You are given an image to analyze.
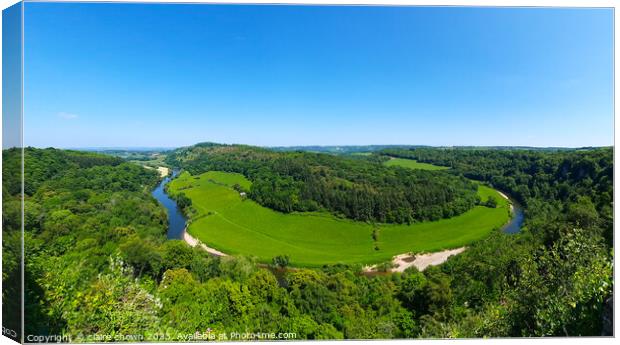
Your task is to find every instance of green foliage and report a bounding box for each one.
[168,171,510,266]
[485,196,498,208]
[567,196,599,229]
[119,236,163,278]
[381,147,613,337]
[160,240,195,271]
[218,255,259,282]
[3,146,612,339]
[63,256,162,339]
[157,268,230,336]
[505,228,612,336]
[174,192,192,210]
[3,148,165,338]
[272,255,290,269]
[166,144,479,224]
[382,147,611,217]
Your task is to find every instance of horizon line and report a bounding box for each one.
[8,143,612,151]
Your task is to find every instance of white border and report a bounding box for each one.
[0,1,617,344]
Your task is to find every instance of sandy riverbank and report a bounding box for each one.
[364,247,466,273]
[144,165,170,177]
[393,247,466,272]
[157,166,170,177]
[496,191,509,200]
[183,228,228,257]
[496,190,515,212]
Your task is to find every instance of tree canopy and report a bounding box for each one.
[2,146,613,340]
[166,144,480,224]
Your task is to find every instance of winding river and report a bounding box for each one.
[151,170,186,239]
[503,198,524,234]
[152,169,524,241]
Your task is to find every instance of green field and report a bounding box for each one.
[384,157,450,170]
[168,168,511,267]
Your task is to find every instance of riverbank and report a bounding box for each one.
[364,247,466,273]
[151,168,187,239]
[496,190,514,212]
[361,188,521,273]
[144,165,170,177]
[157,166,170,177]
[158,169,520,267]
[183,227,228,257]
[495,189,524,234]
[184,223,467,272]
[167,171,509,267]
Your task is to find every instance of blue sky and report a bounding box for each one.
[23,3,613,148]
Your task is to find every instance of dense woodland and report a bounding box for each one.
[2,145,614,340]
[381,147,614,245]
[165,143,479,224]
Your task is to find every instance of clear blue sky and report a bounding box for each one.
[23,3,613,148]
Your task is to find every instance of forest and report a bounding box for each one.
[1,145,614,340]
[165,144,480,224]
[380,147,614,245]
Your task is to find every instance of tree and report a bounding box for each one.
[120,237,162,278]
[63,256,162,339]
[566,196,599,228]
[485,196,498,208]
[219,255,257,282]
[175,192,192,210]
[272,255,290,269]
[158,268,229,336]
[160,240,195,271]
[166,144,480,224]
[7,146,613,340]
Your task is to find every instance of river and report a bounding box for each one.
[151,169,187,239]
[152,170,524,240]
[502,197,524,234]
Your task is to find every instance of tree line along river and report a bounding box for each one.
[151,168,524,250]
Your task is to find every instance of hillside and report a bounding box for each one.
[166,143,481,224]
[2,146,613,338]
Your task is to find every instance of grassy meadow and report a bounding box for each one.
[168,167,511,267]
[384,157,450,170]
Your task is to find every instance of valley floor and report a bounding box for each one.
[167,170,511,267]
